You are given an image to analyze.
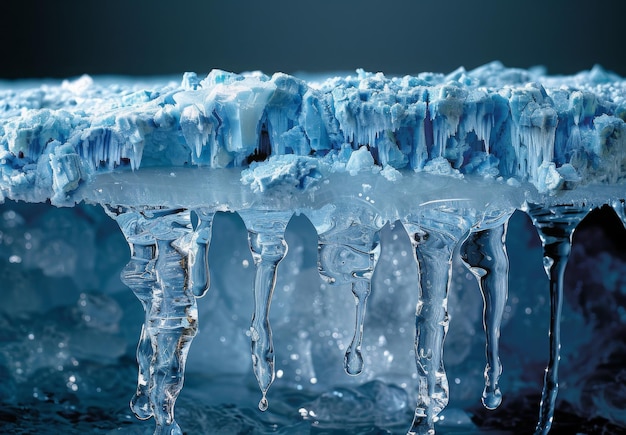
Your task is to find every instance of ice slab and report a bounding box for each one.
[1,63,625,435]
[0,62,625,207]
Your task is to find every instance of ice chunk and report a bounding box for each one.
[2,64,626,205]
[241,155,322,193]
[345,145,377,175]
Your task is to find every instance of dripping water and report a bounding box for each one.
[3,199,626,434]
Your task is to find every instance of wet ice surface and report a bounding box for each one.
[1,201,626,434]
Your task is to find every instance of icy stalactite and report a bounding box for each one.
[525,203,591,435]
[460,210,513,410]
[344,279,372,375]
[239,210,291,411]
[308,204,384,375]
[105,206,212,435]
[403,205,477,435]
[111,208,157,421]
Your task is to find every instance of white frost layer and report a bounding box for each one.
[0,62,625,205]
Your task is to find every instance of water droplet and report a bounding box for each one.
[344,349,364,375]
[482,388,502,410]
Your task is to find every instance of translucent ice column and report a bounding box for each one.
[308,203,384,375]
[105,205,212,435]
[403,204,477,435]
[525,203,591,435]
[238,210,290,411]
[461,209,513,410]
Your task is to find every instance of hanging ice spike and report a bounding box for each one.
[525,203,591,435]
[105,205,213,435]
[403,205,478,435]
[460,209,514,410]
[308,204,384,376]
[239,210,291,411]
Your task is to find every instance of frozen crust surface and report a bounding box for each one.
[1,62,625,206]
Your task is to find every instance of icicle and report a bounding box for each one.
[179,104,212,160]
[308,204,384,376]
[112,208,157,421]
[238,210,291,411]
[403,205,477,435]
[525,203,591,435]
[460,209,513,410]
[612,199,626,228]
[104,205,209,435]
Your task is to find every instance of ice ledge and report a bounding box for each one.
[79,165,624,214]
[1,62,625,206]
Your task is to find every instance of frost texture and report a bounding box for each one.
[1,62,626,205]
[1,63,626,434]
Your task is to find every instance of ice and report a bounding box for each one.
[1,64,626,434]
[525,203,592,434]
[613,199,626,228]
[460,210,513,410]
[238,210,290,411]
[308,202,384,376]
[105,206,208,434]
[403,206,477,434]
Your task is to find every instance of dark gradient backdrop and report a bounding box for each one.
[2,0,626,79]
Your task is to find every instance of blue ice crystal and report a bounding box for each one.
[0,63,625,434]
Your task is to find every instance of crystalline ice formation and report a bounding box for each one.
[1,62,625,434]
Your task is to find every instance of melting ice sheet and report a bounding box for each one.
[1,63,626,434]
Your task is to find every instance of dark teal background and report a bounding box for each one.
[2,0,626,78]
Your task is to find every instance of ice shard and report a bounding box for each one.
[1,62,626,434]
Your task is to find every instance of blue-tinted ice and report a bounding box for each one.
[1,63,626,434]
